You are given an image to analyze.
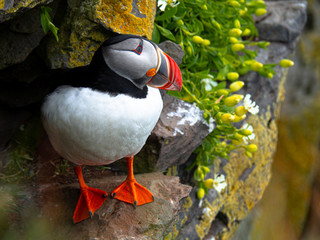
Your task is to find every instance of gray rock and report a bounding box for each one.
[256,1,307,42]
[158,40,185,66]
[0,0,53,23]
[0,6,46,69]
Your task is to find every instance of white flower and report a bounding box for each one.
[201,78,218,91]
[157,0,180,11]
[212,173,227,193]
[243,94,259,115]
[241,123,256,144]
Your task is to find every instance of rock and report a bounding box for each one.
[0,6,46,69]
[45,0,157,69]
[167,1,308,239]
[36,138,192,240]
[159,40,185,65]
[255,1,307,42]
[243,0,320,238]
[0,0,52,22]
[40,173,191,240]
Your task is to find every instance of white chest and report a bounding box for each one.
[41,86,163,166]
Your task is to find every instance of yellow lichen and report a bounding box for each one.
[166,165,178,176]
[95,0,156,39]
[182,196,193,212]
[196,198,225,239]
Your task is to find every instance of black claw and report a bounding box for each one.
[111,192,116,198]
[103,193,107,198]
[133,201,137,208]
[89,211,93,219]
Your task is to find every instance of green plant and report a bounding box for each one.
[40,6,59,42]
[154,0,292,198]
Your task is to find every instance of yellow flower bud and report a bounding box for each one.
[201,166,211,174]
[241,129,252,136]
[247,144,258,153]
[258,41,270,48]
[230,81,244,92]
[239,8,247,16]
[230,1,241,7]
[224,94,243,107]
[234,19,241,29]
[245,151,253,158]
[186,46,193,55]
[226,72,239,81]
[197,188,205,199]
[229,37,238,44]
[235,106,248,116]
[202,39,211,46]
[229,28,242,37]
[250,61,263,71]
[242,28,251,36]
[176,19,184,26]
[204,179,214,189]
[201,5,208,10]
[216,89,229,97]
[221,113,234,124]
[255,8,267,16]
[267,73,273,79]
[234,132,243,140]
[192,35,204,44]
[232,114,246,122]
[232,139,242,145]
[279,59,294,68]
[231,43,245,52]
[194,168,204,181]
[243,60,255,66]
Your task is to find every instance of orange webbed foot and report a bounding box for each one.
[111,156,154,207]
[111,178,153,207]
[72,166,108,223]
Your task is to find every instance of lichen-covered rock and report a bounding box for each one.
[0,0,52,22]
[166,1,308,239]
[45,0,157,69]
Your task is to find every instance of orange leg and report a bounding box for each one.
[72,166,107,223]
[111,156,154,207]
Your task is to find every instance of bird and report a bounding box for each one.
[41,34,182,223]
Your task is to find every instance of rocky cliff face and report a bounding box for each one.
[0,0,307,240]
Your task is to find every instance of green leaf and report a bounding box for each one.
[152,24,160,44]
[40,6,59,42]
[155,24,176,41]
[156,6,177,21]
[48,22,59,42]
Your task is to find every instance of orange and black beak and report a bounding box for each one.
[147,48,182,91]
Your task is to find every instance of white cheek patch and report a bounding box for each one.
[102,40,158,82]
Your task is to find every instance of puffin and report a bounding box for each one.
[41,34,182,223]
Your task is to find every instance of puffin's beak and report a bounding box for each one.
[147,49,182,91]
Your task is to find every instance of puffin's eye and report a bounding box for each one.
[133,40,143,55]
